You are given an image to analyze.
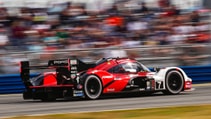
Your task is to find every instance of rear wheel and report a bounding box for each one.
[163,70,184,95]
[84,75,102,100]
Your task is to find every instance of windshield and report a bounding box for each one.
[137,62,151,72]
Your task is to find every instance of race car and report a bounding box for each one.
[20,57,192,101]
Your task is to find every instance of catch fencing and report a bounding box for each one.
[0,44,210,74]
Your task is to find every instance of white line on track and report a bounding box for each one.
[1,103,211,119]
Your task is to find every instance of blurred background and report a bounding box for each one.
[0,0,210,74]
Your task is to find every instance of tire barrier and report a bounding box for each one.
[0,65,211,94]
[0,74,38,94]
[180,65,211,84]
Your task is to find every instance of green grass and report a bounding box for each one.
[5,104,211,119]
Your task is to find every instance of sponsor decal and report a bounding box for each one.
[114,77,121,80]
[73,90,84,97]
[107,88,115,92]
[102,76,113,79]
[71,71,77,74]
[70,60,77,65]
[139,88,145,91]
[71,66,77,70]
[156,81,163,89]
[129,74,138,78]
[53,60,68,64]
[146,81,151,90]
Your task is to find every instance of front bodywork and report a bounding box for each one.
[152,67,192,91]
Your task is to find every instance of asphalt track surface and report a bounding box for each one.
[0,84,211,118]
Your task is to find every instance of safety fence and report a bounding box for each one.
[1,44,211,74]
[0,65,211,94]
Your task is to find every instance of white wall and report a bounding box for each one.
[0,0,204,10]
[0,0,25,7]
[171,0,203,10]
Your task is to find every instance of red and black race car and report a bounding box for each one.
[20,57,192,101]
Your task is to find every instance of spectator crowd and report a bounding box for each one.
[0,0,210,52]
[0,0,210,74]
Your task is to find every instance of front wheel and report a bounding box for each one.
[84,75,102,100]
[163,70,184,95]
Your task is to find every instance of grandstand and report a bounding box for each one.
[0,0,210,74]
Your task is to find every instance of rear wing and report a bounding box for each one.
[20,58,95,84]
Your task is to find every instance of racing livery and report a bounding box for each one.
[20,57,192,101]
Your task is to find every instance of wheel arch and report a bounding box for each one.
[81,73,103,85]
[165,68,185,90]
[165,69,185,81]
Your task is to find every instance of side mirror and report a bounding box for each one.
[153,67,160,72]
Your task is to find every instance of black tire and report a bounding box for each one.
[163,70,184,95]
[84,75,102,100]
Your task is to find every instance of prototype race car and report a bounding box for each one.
[20,57,192,101]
